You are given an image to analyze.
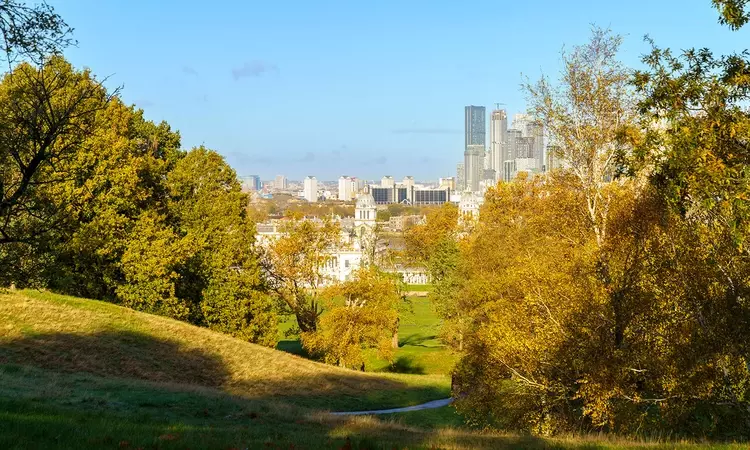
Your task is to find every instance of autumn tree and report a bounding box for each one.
[301,266,403,369]
[524,26,636,247]
[261,216,341,332]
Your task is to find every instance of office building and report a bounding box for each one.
[370,185,451,205]
[464,106,486,192]
[338,176,356,201]
[465,106,486,148]
[274,175,288,190]
[401,176,415,189]
[464,144,484,191]
[303,176,318,202]
[490,109,507,180]
[456,162,465,191]
[380,176,395,188]
[240,175,261,191]
[439,177,456,190]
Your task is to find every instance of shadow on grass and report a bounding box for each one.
[399,334,438,348]
[275,338,307,356]
[381,355,426,374]
[0,330,229,387]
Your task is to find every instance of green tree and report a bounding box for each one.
[261,216,341,332]
[301,266,403,369]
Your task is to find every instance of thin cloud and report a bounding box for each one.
[367,156,387,165]
[300,152,315,162]
[134,99,155,108]
[392,128,462,135]
[182,65,198,76]
[232,60,279,80]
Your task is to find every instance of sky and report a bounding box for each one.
[48,0,749,181]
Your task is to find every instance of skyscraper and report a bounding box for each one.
[303,176,318,202]
[490,109,507,180]
[465,106,486,148]
[338,176,355,201]
[456,162,465,191]
[464,105,486,192]
[464,144,484,191]
[274,175,288,190]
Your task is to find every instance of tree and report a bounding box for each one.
[0,1,74,64]
[301,266,403,369]
[167,147,277,345]
[0,56,115,247]
[713,0,750,29]
[261,216,341,332]
[524,26,636,247]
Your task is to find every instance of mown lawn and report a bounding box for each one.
[276,295,457,376]
[3,289,747,449]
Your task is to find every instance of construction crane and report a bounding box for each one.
[494,102,506,110]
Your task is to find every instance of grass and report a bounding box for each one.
[1,288,747,449]
[277,295,458,376]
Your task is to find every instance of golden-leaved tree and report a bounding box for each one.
[301,266,403,369]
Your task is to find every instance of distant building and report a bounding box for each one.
[464,144,484,192]
[303,176,318,202]
[439,177,456,190]
[338,176,356,201]
[274,175,288,190]
[464,106,486,192]
[456,162,465,191]
[371,185,450,205]
[380,176,395,188]
[401,176,415,189]
[490,109,507,181]
[240,175,261,191]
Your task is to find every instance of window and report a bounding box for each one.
[345,260,350,268]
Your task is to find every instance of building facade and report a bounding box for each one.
[490,109,507,181]
[303,176,318,202]
[274,175,288,190]
[464,106,486,192]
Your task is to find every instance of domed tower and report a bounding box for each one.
[354,185,377,259]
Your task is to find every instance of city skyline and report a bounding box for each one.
[48,1,749,180]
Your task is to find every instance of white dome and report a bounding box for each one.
[356,192,376,209]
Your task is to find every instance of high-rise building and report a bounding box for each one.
[401,176,415,189]
[456,162,465,191]
[240,175,261,191]
[439,177,456,190]
[465,106,486,148]
[274,175,288,190]
[464,106,486,192]
[490,109,507,180]
[464,144,484,191]
[338,176,355,201]
[303,176,317,202]
[381,176,395,188]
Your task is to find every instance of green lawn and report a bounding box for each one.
[277,295,458,376]
[3,289,748,448]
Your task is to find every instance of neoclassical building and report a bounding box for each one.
[256,187,378,283]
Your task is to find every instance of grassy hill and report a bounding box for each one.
[0,289,744,449]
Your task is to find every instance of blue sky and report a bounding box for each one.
[49,0,748,181]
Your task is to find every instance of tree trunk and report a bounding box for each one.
[392,317,399,348]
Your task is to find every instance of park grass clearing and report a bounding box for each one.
[1,289,746,449]
[277,294,458,376]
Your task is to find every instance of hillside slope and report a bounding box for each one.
[0,289,446,410]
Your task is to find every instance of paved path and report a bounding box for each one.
[330,398,453,416]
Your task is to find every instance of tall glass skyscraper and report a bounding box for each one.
[464,106,486,192]
[464,106,486,148]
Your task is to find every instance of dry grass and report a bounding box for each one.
[0,289,447,409]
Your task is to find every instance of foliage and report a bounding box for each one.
[0,0,74,64]
[713,0,750,29]
[301,267,403,369]
[448,13,750,439]
[261,217,341,332]
[0,56,277,346]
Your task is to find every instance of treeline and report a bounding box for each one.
[406,3,750,439]
[0,45,276,345]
